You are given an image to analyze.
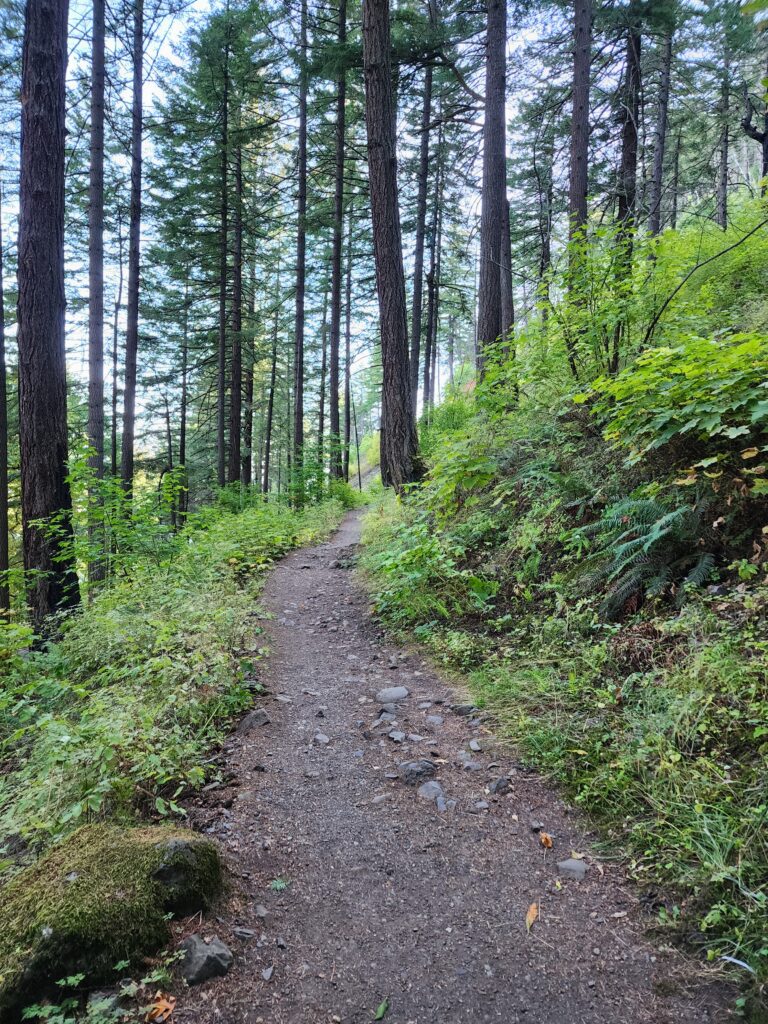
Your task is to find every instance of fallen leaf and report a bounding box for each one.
[146,995,176,1023]
[525,902,538,932]
[741,447,760,460]
[540,831,553,849]
[374,998,389,1020]
[611,911,628,919]
[570,850,585,860]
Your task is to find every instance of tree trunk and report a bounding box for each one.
[217,38,229,488]
[179,276,189,520]
[343,203,354,482]
[228,140,242,483]
[409,62,432,418]
[0,183,8,617]
[111,212,124,478]
[317,282,329,477]
[120,0,143,496]
[500,197,514,354]
[610,19,641,374]
[476,0,507,373]
[740,57,768,192]
[648,31,672,236]
[716,58,729,229]
[423,141,442,413]
[87,0,105,481]
[262,269,280,495]
[328,0,347,480]
[362,0,420,491]
[568,0,591,236]
[670,129,681,229]
[17,0,81,627]
[293,0,308,499]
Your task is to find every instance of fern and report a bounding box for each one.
[569,493,717,619]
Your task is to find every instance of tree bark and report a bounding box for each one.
[716,57,730,229]
[179,276,189,519]
[0,182,8,617]
[568,0,591,237]
[362,0,420,491]
[476,0,507,373]
[343,202,354,482]
[87,0,105,481]
[293,0,308,499]
[648,31,672,236]
[500,197,514,354]
[409,62,432,418]
[328,0,346,480]
[740,58,768,192]
[120,0,143,496]
[228,139,242,483]
[670,129,681,229]
[17,0,81,627]
[111,214,125,478]
[262,268,280,495]
[217,36,229,488]
[317,282,329,476]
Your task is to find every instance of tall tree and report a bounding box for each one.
[120,0,144,494]
[648,30,673,236]
[0,183,8,617]
[476,0,507,372]
[217,28,230,488]
[293,0,308,498]
[409,60,432,418]
[87,0,105,482]
[328,0,346,480]
[228,138,243,483]
[17,0,80,626]
[568,0,591,237]
[362,0,420,490]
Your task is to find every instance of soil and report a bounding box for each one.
[176,510,732,1024]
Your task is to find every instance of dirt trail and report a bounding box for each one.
[178,510,730,1024]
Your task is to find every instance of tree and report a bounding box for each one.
[568,0,591,238]
[362,0,420,490]
[0,182,7,617]
[328,0,346,480]
[293,0,309,499]
[409,59,432,418]
[476,0,507,372]
[17,0,80,627]
[648,30,673,236]
[120,0,144,495]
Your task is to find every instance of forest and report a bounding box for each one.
[1,0,768,1018]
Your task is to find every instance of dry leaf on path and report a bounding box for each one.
[146,995,176,1023]
[525,902,538,932]
[540,831,553,849]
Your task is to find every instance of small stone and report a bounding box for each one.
[234,927,256,940]
[275,695,292,704]
[304,769,320,779]
[417,780,444,802]
[254,904,270,919]
[372,793,392,805]
[313,732,330,745]
[407,734,424,743]
[435,796,448,813]
[276,936,287,949]
[376,685,409,703]
[237,708,271,734]
[426,715,444,727]
[529,819,545,833]
[557,858,588,880]
[399,759,437,785]
[474,800,490,811]
[380,702,398,714]
[487,777,511,795]
[469,739,482,752]
[262,965,274,981]
[418,701,433,710]
[388,730,406,743]
[316,707,326,717]
[462,760,483,772]
[180,935,233,985]
[353,749,364,758]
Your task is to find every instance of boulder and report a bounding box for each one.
[376,686,409,703]
[0,824,224,1020]
[399,759,437,785]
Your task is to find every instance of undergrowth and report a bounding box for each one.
[0,496,346,864]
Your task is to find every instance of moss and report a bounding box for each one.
[0,824,223,1018]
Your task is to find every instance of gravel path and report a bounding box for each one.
[177,510,731,1024]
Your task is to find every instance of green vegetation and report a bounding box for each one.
[0,825,221,1015]
[0,494,347,857]
[360,201,768,1000]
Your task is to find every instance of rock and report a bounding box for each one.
[474,801,490,811]
[418,701,433,710]
[435,796,448,813]
[179,935,233,985]
[276,936,287,949]
[313,732,330,745]
[380,702,398,714]
[398,759,437,785]
[461,760,483,772]
[262,965,274,981]
[234,927,256,940]
[407,734,424,743]
[275,695,292,704]
[426,715,444,727]
[372,793,392,806]
[254,904,270,920]
[388,730,406,743]
[557,858,588,880]
[376,685,409,703]
[417,780,444,802]
[469,739,482,752]
[237,708,271,733]
[529,818,545,833]
[487,777,511,795]
[151,836,223,915]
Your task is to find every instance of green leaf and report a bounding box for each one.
[374,999,389,1020]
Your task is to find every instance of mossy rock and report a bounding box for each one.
[0,824,223,1018]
